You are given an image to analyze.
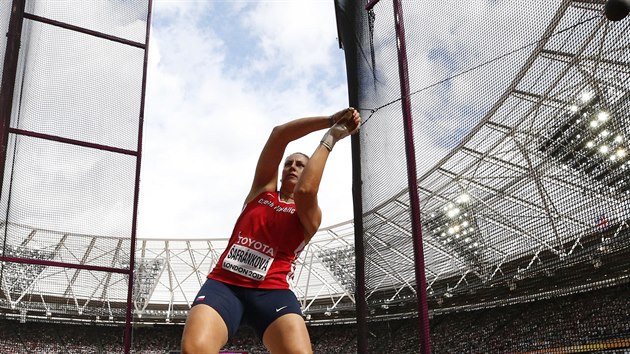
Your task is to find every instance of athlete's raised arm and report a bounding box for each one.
[244,109,357,205]
[294,108,361,241]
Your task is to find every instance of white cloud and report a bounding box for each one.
[240,1,340,81]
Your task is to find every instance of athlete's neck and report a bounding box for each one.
[278,190,293,202]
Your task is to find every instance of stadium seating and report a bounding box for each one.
[0,283,627,353]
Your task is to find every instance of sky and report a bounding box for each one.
[137,1,354,238]
[0,0,567,240]
[137,0,566,239]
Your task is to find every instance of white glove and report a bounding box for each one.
[321,108,360,151]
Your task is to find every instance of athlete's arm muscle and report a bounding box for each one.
[245,117,329,205]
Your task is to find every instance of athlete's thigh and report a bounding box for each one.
[262,313,313,354]
[181,304,228,354]
[181,279,244,353]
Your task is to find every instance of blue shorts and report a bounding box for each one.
[191,278,303,339]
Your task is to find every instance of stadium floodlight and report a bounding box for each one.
[457,193,470,203]
[580,91,594,103]
[424,192,486,279]
[539,91,629,194]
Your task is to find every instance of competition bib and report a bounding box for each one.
[222,244,274,281]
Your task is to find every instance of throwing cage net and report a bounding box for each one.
[336,0,630,352]
[0,1,152,353]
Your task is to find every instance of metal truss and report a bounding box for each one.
[0,220,360,322]
[359,0,630,303]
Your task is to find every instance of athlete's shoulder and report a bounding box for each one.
[246,191,277,205]
[257,191,277,200]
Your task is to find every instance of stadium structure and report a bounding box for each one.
[0,0,629,353]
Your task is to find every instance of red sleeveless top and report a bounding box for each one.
[208,191,306,289]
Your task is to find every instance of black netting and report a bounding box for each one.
[339,0,630,352]
[0,1,151,351]
[14,19,144,151]
[2,135,136,238]
[0,2,10,77]
[25,0,148,44]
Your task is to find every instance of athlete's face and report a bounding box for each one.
[281,153,309,188]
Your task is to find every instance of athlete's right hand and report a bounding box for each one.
[321,108,361,151]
